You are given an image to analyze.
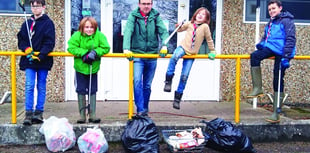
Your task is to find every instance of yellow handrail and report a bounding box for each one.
[1,51,310,123]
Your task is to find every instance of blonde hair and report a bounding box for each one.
[190,7,211,25]
[78,17,98,34]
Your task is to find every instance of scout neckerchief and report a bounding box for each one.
[30,17,35,40]
[140,10,148,26]
[191,23,201,49]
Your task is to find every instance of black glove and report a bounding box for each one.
[82,50,97,64]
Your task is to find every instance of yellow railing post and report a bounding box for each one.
[235,57,241,123]
[128,60,134,119]
[11,54,17,124]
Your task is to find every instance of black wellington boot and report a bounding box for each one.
[164,74,174,92]
[173,91,183,110]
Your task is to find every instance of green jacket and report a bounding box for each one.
[68,30,110,75]
[123,8,169,54]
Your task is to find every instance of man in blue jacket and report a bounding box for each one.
[247,0,296,123]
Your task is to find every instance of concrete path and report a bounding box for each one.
[1,101,310,144]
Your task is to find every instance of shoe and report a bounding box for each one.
[23,111,33,126]
[32,110,43,124]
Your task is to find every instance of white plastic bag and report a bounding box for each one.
[78,126,108,153]
[39,116,76,152]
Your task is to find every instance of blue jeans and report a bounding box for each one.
[250,47,288,92]
[166,46,194,93]
[24,68,48,112]
[133,58,157,113]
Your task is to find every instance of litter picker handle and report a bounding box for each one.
[19,2,26,12]
[164,19,186,45]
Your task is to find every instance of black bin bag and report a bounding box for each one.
[201,118,256,153]
[121,115,159,153]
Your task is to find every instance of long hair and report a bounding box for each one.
[78,17,98,35]
[190,7,211,25]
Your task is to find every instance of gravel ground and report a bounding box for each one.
[1,141,310,153]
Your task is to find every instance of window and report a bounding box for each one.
[244,0,310,24]
[0,0,31,14]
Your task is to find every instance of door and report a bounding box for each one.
[65,0,107,101]
[65,0,222,101]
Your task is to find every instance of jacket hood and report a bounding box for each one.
[278,10,294,19]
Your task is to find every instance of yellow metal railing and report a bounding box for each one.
[1,51,310,124]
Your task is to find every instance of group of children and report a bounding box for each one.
[18,0,295,125]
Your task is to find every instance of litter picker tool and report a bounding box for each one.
[87,64,92,117]
[86,44,95,117]
[276,63,282,113]
[19,0,33,49]
[164,19,186,45]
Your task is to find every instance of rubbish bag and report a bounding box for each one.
[201,118,256,153]
[121,115,159,153]
[39,116,76,152]
[77,126,108,153]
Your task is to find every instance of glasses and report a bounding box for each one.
[140,3,152,6]
[31,5,42,8]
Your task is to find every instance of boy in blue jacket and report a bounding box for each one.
[247,0,296,123]
[17,0,55,125]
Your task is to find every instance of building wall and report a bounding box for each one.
[0,0,309,103]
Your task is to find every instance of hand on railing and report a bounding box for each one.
[208,51,216,60]
[124,50,134,61]
[159,46,168,58]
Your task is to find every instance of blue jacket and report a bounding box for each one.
[257,11,296,58]
[17,14,55,70]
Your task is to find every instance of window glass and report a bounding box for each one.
[244,0,310,23]
[113,0,178,53]
[71,0,101,35]
[0,0,16,11]
[0,0,31,14]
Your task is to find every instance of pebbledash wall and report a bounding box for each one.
[0,0,309,103]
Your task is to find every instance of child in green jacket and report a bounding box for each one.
[68,17,110,124]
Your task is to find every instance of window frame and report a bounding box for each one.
[0,0,31,15]
[243,0,310,25]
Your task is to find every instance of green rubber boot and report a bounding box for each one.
[77,94,86,124]
[265,92,284,123]
[247,67,264,98]
[88,94,101,123]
